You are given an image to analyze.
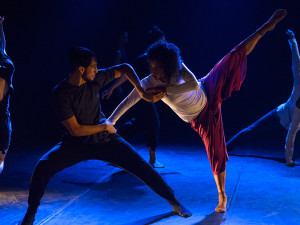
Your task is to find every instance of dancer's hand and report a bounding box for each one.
[104,120,117,134]
[286,29,295,39]
[146,87,166,103]
[138,88,166,103]
[146,86,166,94]
[0,17,4,24]
[102,88,114,100]
[138,89,155,102]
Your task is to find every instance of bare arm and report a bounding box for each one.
[287,30,300,77]
[0,78,9,101]
[0,17,6,53]
[61,115,116,137]
[0,17,8,101]
[112,63,161,102]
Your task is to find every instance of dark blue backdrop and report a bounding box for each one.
[0,0,299,148]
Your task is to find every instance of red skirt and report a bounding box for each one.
[190,42,247,175]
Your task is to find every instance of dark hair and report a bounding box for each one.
[147,41,182,83]
[68,47,96,71]
[147,26,165,46]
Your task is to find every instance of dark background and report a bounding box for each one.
[0,0,299,149]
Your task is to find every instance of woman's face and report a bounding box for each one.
[149,59,168,83]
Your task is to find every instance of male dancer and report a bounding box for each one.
[227,29,300,167]
[19,47,191,225]
[102,26,166,168]
[0,16,15,174]
[108,10,287,213]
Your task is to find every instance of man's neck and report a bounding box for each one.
[67,72,86,86]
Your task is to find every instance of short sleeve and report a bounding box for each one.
[52,89,74,121]
[94,67,116,89]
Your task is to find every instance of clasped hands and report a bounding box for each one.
[138,86,166,103]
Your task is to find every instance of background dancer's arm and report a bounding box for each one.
[288,33,300,78]
[102,75,128,100]
[0,16,9,101]
[61,116,116,137]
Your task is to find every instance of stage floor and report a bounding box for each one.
[0,142,299,225]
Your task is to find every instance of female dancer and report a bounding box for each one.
[109,9,287,212]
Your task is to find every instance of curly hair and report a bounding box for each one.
[147,41,182,84]
[68,47,96,71]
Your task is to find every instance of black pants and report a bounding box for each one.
[0,111,12,154]
[27,133,175,210]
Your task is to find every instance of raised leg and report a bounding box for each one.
[244,9,287,55]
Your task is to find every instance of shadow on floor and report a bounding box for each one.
[228,153,286,163]
[123,212,174,225]
[193,211,226,225]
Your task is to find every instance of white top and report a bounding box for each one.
[276,38,300,129]
[275,37,300,161]
[108,63,207,124]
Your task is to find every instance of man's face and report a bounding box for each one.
[82,58,98,81]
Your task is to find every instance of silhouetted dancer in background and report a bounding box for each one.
[227,29,300,167]
[102,26,166,168]
[101,30,130,116]
[0,16,15,174]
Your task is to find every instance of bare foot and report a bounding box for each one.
[215,193,227,213]
[262,9,287,33]
[286,160,295,167]
[168,199,192,217]
[172,203,192,217]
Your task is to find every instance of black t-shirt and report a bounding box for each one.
[52,68,115,143]
[0,53,14,112]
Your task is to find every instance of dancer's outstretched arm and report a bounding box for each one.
[0,16,6,53]
[286,30,300,78]
[108,88,141,125]
[0,16,9,102]
[243,9,287,55]
[108,63,164,102]
[108,76,166,125]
